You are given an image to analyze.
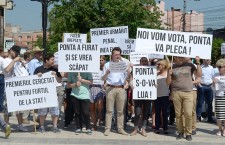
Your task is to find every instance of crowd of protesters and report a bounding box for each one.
[0,45,225,141]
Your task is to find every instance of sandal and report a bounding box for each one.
[141,129,147,137]
[130,130,137,136]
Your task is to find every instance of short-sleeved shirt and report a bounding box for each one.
[68,72,93,100]
[171,62,196,92]
[2,58,14,79]
[28,58,42,75]
[34,65,61,78]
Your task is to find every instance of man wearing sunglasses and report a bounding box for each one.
[196,59,215,123]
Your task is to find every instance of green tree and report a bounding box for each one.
[211,38,225,65]
[48,0,162,53]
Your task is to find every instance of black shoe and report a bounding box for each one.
[155,130,160,134]
[186,135,192,141]
[164,130,169,134]
[192,130,196,135]
[176,133,184,140]
[207,119,216,124]
[64,124,69,129]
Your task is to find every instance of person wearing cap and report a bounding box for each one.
[27,47,43,75]
[2,45,29,132]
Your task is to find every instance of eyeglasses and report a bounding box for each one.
[217,66,224,69]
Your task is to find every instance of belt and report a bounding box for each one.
[91,84,102,87]
[201,83,212,87]
[107,84,124,88]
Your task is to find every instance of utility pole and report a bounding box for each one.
[171,7,174,31]
[183,0,187,32]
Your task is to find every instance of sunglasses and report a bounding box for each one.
[217,66,224,69]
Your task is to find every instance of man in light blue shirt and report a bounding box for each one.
[196,59,215,123]
[27,50,43,75]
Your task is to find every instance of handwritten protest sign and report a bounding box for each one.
[133,66,157,100]
[215,76,225,91]
[136,28,212,59]
[92,72,104,85]
[63,33,87,43]
[221,43,225,55]
[5,74,58,112]
[90,26,129,55]
[58,43,100,72]
[109,62,127,73]
[119,38,136,55]
[130,52,149,65]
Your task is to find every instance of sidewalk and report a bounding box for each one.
[0,113,224,145]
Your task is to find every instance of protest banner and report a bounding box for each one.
[132,66,157,100]
[5,74,58,112]
[119,38,136,55]
[63,33,87,43]
[136,28,212,59]
[58,43,100,72]
[92,72,104,85]
[148,53,164,59]
[109,62,127,73]
[221,43,225,55]
[90,26,129,55]
[130,52,149,65]
[215,76,225,91]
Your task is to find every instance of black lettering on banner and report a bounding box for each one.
[127,45,131,49]
[19,100,25,106]
[103,38,116,44]
[26,99,32,105]
[165,45,188,55]
[189,35,211,45]
[59,44,97,51]
[137,31,149,39]
[125,39,134,44]
[32,88,49,94]
[136,79,139,87]
[100,47,113,53]
[79,54,92,61]
[155,43,164,52]
[65,54,78,61]
[135,68,154,75]
[91,30,109,36]
[110,28,128,34]
[168,33,185,43]
[69,64,88,71]
[14,89,32,97]
[70,33,80,38]
[32,97,46,104]
[32,77,55,85]
[137,91,151,98]
[66,38,82,43]
[151,32,166,41]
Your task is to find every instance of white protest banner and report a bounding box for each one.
[5,74,58,112]
[63,33,87,43]
[119,38,136,55]
[215,76,225,91]
[133,66,157,100]
[136,28,212,59]
[109,62,127,73]
[221,43,225,55]
[130,52,148,65]
[92,72,104,85]
[90,26,129,55]
[148,53,164,59]
[58,43,100,72]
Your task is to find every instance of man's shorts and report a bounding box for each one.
[38,107,59,116]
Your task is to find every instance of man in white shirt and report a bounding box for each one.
[102,47,129,136]
[3,45,29,132]
[196,59,215,123]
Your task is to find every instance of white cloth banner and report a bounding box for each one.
[63,33,87,43]
[119,38,136,55]
[136,28,212,59]
[58,43,100,72]
[132,66,157,100]
[5,74,58,112]
[90,26,129,55]
[109,62,127,73]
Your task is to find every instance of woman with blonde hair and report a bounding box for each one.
[213,58,225,136]
[155,59,170,134]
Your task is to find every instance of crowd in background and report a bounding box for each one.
[0,46,225,141]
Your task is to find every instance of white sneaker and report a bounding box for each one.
[18,124,29,132]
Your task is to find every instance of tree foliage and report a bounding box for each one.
[211,38,225,65]
[47,0,162,53]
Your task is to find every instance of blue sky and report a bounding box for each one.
[5,0,225,31]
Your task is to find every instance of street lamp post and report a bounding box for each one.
[31,0,52,56]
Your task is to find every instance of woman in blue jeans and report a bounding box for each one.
[154,59,170,134]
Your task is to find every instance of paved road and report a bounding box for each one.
[0,113,224,145]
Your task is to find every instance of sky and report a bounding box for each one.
[5,0,225,31]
